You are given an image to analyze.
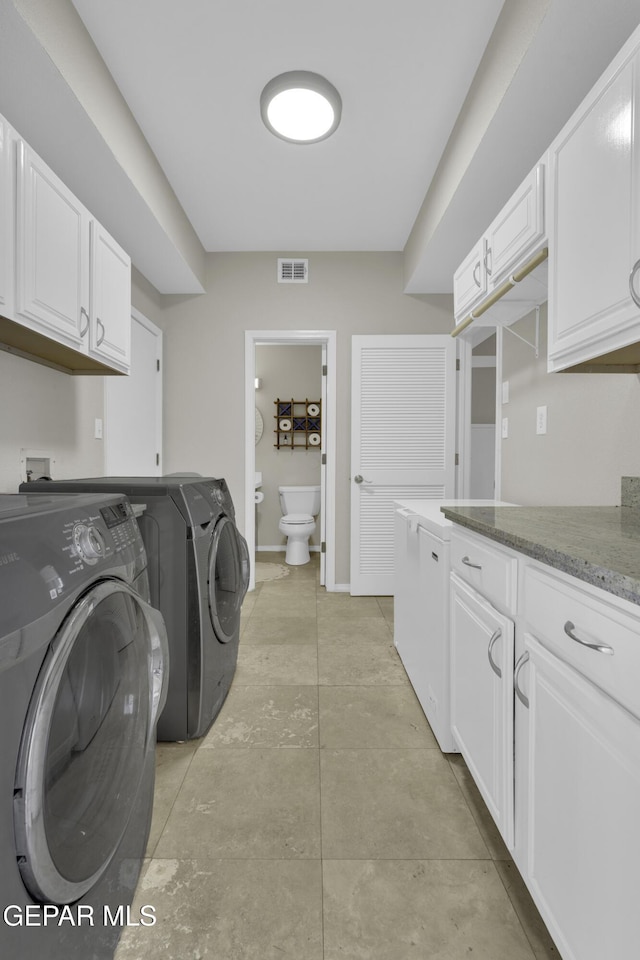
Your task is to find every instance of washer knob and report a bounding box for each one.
[73,523,105,563]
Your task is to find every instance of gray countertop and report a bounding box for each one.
[440,505,640,607]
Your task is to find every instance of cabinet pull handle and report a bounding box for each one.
[484,246,493,277]
[629,258,640,308]
[487,628,502,678]
[514,651,530,708]
[472,262,482,288]
[563,621,614,655]
[462,555,482,570]
[96,318,106,347]
[79,307,89,338]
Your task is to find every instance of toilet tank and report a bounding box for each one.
[279,485,321,515]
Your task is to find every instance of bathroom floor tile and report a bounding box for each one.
[235,645,318,685]
[115,858,323,960]
[317,617,393,644]
[146,741,199,856]
[447,754,511,861]
[318,641,407,685]
[494,861,561,958]
[200,684,318,748]
[319,685,437,749]
[154,748,321,859]
[322,859,537,960]
[320,748,488,860]
[241,616,318,644]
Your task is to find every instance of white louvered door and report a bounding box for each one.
[350,335,456,595]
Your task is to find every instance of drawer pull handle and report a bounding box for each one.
[514,651,530,708]
[629,257,640,309]
[487,628,502,678]
[563,621,614,655]
[462,556,482,570]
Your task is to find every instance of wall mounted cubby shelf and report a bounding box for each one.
[274,399,321,449]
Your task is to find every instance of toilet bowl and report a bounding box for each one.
[278,485,321,565]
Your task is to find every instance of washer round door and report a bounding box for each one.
[14,579,167,905]
[208,516,248,643]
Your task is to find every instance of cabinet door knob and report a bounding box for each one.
[563,621,614,655]
[487,628,502,678]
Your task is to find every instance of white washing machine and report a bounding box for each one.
[0,492,168,959]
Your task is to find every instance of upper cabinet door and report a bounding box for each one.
[485,164,545,286]
[0,116,11,318]
[89,220,131,374]
[15,140,90,350]
[547,36,640,371]
[453,239,487,321]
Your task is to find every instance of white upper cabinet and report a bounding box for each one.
[16,139,90,350]
[0,117,131,375]
[453,160,546,328]
[485,163,545,287]
[453,238,488,321]
[90,221,131,374]
[547,27,640,371]
[0,115,13,319]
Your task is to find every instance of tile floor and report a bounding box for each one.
[115,553,559,960]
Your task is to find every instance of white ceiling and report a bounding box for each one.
[1,1,640,295]
[69,0,504,253]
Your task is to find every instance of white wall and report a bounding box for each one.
[255,344,322,549]
[154,251,454,585]
[0,349,104,492]
[500,305,640,504]
[0,271,163,494]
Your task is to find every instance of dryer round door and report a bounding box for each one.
[14,579,168,905]
[208,516,245,643]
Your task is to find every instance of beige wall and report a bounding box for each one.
[154,252,454,585]
[255,344,322,549]
[0,349,104,492]
[500,304,640,504]
[0,271,162,494]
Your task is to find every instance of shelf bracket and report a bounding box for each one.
[503,306,540,359]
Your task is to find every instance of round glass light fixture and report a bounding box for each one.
[260,71,342,144]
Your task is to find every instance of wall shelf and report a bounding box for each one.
[274,398,321,450]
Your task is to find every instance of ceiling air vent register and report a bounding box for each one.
[278,258,308,283]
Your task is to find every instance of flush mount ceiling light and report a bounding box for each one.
[260,71,342,144]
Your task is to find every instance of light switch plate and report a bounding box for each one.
[536,406,547,435]
[94,418,103,440]
[502,417,509,439]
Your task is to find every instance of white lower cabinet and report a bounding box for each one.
[522,634,640,960]
[450,571,514,849]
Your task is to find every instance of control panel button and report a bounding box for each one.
[73,523,106,564]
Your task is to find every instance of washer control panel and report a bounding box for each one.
[72,523,106,564]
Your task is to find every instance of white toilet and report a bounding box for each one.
[278,485,321,565]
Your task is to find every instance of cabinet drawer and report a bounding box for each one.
[523,562,640,720]
[450,527,517,615]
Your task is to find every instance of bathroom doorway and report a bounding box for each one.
[244,331,337,592]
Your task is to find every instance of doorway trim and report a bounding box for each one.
[244,330,337,592]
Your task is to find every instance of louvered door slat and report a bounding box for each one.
[350,335,456,595]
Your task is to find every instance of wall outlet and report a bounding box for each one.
[501,417,509,439]
[536,405,547,435]
[94,418,103,440]
[502,380,509,404]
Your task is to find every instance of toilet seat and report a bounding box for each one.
[281,513,314,524]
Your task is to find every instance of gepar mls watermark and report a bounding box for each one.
[3,904,157,927]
